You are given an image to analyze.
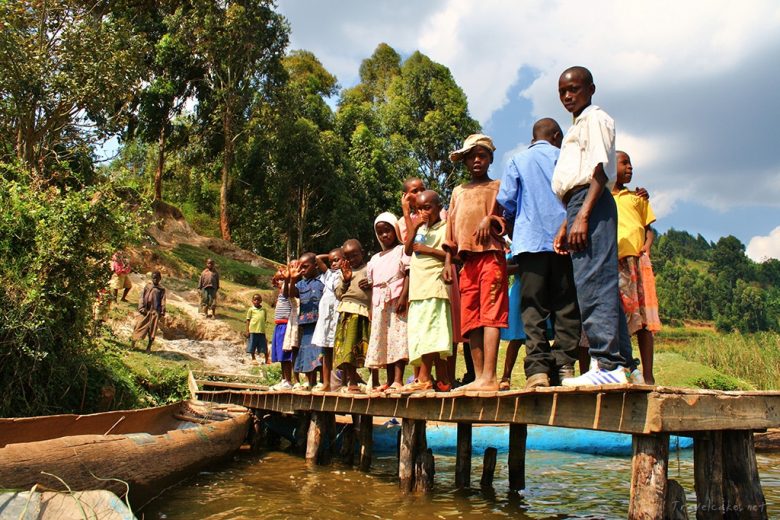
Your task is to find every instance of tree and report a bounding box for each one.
[382,51,481,199]
[0,0,146,178]
[183,0,288,241]
[710,235,752,286]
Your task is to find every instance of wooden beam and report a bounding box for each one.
[508,423,527,492]
[413,448,435,493]
[306,412,324,464]
[722,431,767,520]
[399,419,425,493]
[480,447,497,488]
[455,422,472,489]
[339,422,356,466]
[628,434,669,520]
[694,431,723,520]
[358,414,373,472]
[665,479,689,520]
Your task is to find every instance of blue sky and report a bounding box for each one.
[275,1,780,261]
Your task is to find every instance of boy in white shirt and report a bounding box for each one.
[551,66,635,386]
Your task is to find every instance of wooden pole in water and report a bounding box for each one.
[508,423,527,492]
[306,412,324,464]
[414,448,435,493]
[339,422,356,466]
[665,479,689,520]
[455,422,472,489]
[722,430,767,520]
[295,412,310,455]
[400,419,425,493]
[628,433,669,520]
[694,431,724,519]
[358,414,373,472]
[480,447,497,488]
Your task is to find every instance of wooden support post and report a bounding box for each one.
[358,414,373,472]
[249,412,265,452]
[628,433,669,520]
[306,412,324,464]
[339,422,356,466]
[413,448,435,493]
[665,479,689,520]
[399,418,426,493]
[508,423,527,492]
[480,447,497,488]
[294,412,310,455]
[722,430,767,520]
[694,431,723,520]
[455,422,472,489]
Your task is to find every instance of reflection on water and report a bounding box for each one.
[143,447,779,519]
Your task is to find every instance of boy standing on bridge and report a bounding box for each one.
[552,66,634,386]
[198,258,220,318]
[498,118,581,389]
[613,151,661,384]
[444,134,508,392]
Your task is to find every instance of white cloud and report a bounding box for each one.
[746,226,780,262]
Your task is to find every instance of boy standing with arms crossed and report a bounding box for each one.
[444,134,508,392]
[552,66,634,386]
[613,151,661,384]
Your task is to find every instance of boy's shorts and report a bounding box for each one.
[246,332,267,354]
[459,251,509,337]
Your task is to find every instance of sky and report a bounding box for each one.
[276,0,780,261]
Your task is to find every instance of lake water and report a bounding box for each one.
[142,443,779,519]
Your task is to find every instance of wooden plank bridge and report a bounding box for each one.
[192,373,780,520]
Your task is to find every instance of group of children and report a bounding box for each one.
[253,65,660,392]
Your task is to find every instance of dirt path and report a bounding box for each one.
[118,275,255,374]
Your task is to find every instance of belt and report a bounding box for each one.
[562,184,589,206]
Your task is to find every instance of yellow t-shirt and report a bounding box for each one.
[614,188,656,259]
[246,306,267,334]
[409,220,449,301]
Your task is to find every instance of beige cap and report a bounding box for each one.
[449,134,496,163]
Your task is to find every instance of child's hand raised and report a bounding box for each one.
[288,260,303,280]
[340,262,353,282]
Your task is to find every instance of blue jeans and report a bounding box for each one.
[566,188,635,371]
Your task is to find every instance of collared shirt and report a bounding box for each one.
[296,275,325,324]
[552,105,616,200]
[246,305,267,333]
[498,140,566,254]
[613,188,657,259]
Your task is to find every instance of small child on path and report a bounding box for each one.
[444,134,509,392]
[287,253,326,390]
[334,239,372,393]
[109,251,132,302]
[613,151,661,384]
[245,293,268,365]
[131,271,166,353]
[366,212,410,392]
[311,248,344,391]
[270,269,294,390]
[198,258,220,318]
[405,190,452,392]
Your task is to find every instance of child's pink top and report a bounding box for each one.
[366,244,409,310]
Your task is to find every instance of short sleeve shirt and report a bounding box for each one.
[296,276,325,324]
[552,105,616,199]
[614,188,656,259]
[409,220,449,301]
[446,180,504,256]
[246,306,267,333]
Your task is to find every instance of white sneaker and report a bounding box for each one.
[271,380,293,391]
[292,382,302,390]
[628,369,646,385]
[299,381,311,391]
[562,366,628,387]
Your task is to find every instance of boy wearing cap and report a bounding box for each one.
[551,66,635,386]
[443,134,508,392]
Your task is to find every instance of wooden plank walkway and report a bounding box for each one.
[194,374,779,519]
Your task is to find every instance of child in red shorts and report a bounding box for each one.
[444,134,508,392]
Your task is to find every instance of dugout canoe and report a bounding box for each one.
[0,401,250,509]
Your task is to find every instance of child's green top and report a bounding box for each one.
[246,306,267,334]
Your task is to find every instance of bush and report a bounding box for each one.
[0,162,145,416]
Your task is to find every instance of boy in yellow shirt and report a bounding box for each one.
[613,151,661,384]
[246,294,269,364]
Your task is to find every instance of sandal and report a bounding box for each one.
[375,383,389,392]
[340,385,363,394]
[384,382,403,394]
[499,380,511,391]
[434,381,452,392]
[403,380,433,393]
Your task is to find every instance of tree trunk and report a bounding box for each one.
[220,106,233,242]
[154,124,166,201]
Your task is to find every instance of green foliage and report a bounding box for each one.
[164,244,273,287]
[0,161,146,416]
